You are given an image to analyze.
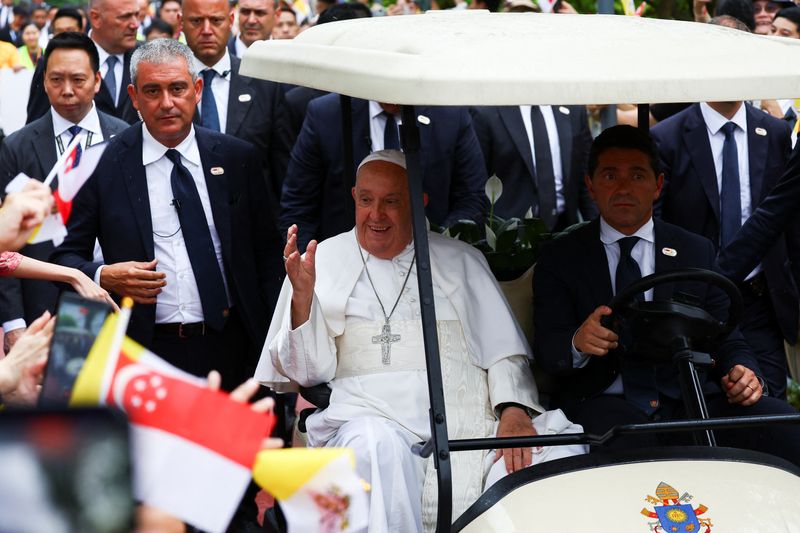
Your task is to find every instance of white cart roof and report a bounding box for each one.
[240,11,800,106]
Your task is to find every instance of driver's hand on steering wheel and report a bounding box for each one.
[574,306,619,356]
[722,365,763,406]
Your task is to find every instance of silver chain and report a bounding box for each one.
[356,234,416,323]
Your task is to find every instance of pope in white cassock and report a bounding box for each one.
[255,150,585,532]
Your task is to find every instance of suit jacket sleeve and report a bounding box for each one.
[0,139,26,324]
[268,85,292,206]
[440,109,488,227]
[279,99,326,250]
[532,243,584,376]
[244,146,284,317]
[49,169,103,279]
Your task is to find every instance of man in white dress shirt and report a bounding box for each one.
[51,38,284,389]
[257,150,584,532]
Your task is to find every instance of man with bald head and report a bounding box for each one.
[182,0,289,200]
[257,150,584,533]
[228,0,276,57]
[27,0,141,124]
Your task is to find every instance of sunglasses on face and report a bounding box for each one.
[754,1,781,14]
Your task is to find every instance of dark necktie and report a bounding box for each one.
[201,69,221,132]
[67,125,83,159]
[719,122,741,248]
[105,55,119,106]
[530,106,558,231]
[165,149,228,331]
[615,236,658,415]
[382,111,400,151]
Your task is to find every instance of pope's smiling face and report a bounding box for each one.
[352,161,421,260]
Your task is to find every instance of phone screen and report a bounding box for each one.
[39,293,112,407]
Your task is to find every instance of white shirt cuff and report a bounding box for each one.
[93,265,104,285]
[2,319,26,333]
[571,331,590,369]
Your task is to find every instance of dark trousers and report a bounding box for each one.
[739,286,789,399]
[565,393,800,467]
[150,309,253,392]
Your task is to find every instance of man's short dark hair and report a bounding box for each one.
[42,32,101,74]
[12,5,31,18]
[54,7,84,31]
[587,125,661,178]
[316,2,372,25]
[714,0,756,31]
[32,5,47,14]
[776,6,800,28]
[145,17,174,36]
[160,0,182,9]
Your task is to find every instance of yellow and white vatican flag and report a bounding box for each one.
[71,307,275,533]
[253,448,369,533]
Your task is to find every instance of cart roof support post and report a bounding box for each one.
[400,104,453,532]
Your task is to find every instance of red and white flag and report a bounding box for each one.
[71,315,276,533]
[3,135,108,245]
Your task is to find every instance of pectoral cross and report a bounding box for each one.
[372,320,400,365]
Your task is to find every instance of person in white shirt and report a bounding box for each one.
[50,38,284,390]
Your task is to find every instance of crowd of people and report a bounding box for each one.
[0,0,800,531]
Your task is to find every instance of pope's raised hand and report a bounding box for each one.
[285,224,317,328]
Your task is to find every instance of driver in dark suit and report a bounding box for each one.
[533,126,799,465]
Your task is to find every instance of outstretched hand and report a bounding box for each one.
[285,224,317,328]
[207,371,284,450]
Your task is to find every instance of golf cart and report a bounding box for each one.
[242,12,800,532]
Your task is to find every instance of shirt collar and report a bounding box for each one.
[369,100,384,121]
[196,50,232,79]
[51,102,102,137]
[600,217,655,245]
[141,123,201,167]
[92,38,123,67]
[700,102,747,136]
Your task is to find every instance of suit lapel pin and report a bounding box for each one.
[662,247,677,257]
[417,115,431,125]
[755,127,767,136]
[558,106,570,115]
[238,94,252,103]
[210,167,225,175]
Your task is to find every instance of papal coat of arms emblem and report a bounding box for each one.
[640,482,713,532]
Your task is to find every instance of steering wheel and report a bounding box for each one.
[602,268,744,363]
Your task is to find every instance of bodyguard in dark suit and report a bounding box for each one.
[50,39,284,389]
[534,126,800,465]
[472,105,597,229]
[183,0,290,207]
[651,102,798,399]
[282,94,488,251]
[0,32,128,353]
[26,0,141,125]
